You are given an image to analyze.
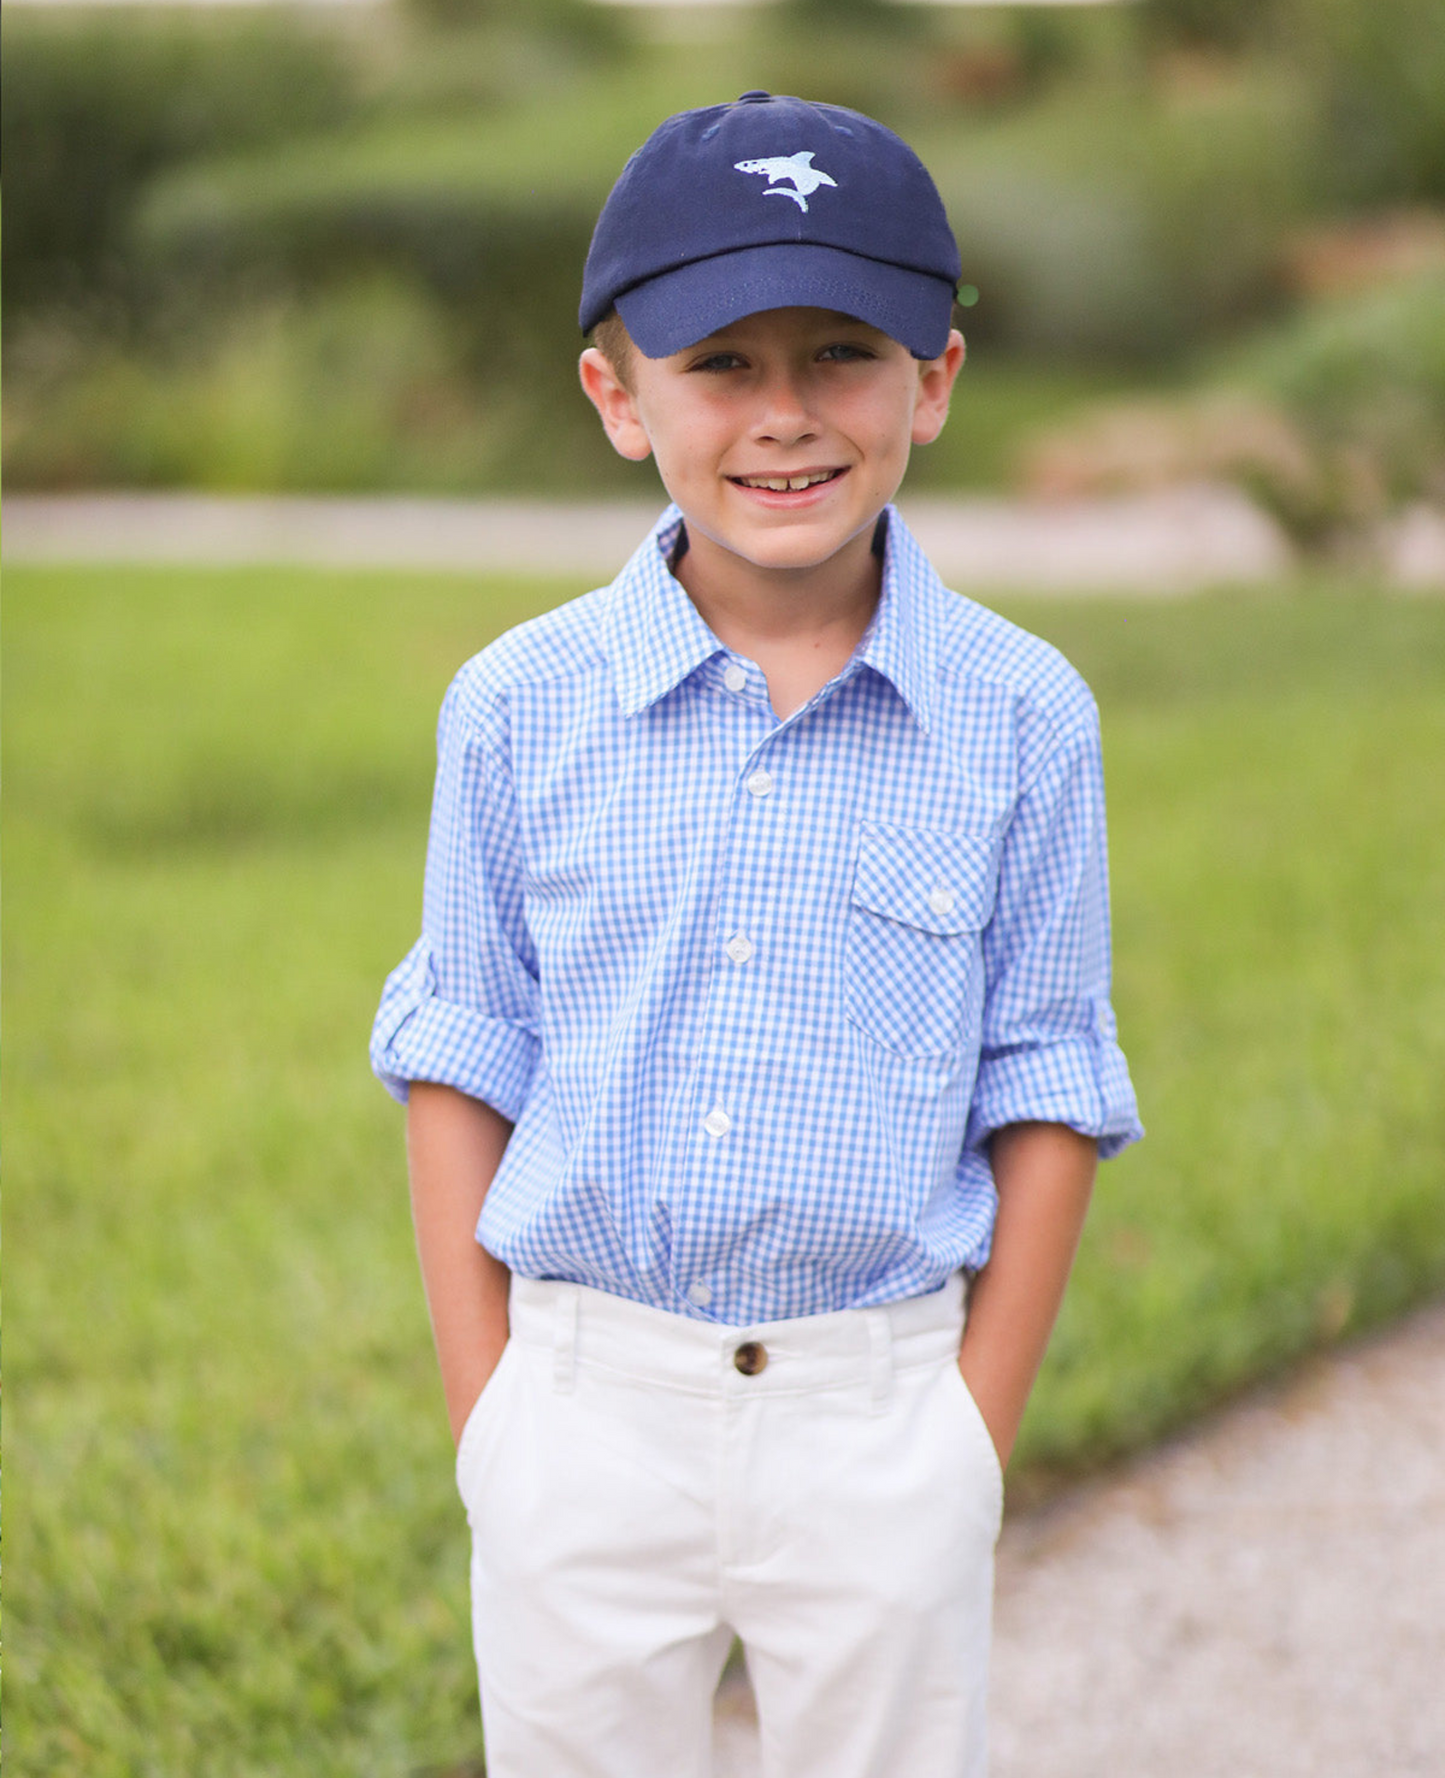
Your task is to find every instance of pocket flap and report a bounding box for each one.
[851,822,999,935]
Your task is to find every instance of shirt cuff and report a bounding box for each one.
[369,943,538,1121]
[966,1035,1143,1160]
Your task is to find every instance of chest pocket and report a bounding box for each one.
[844,822,1000,1061]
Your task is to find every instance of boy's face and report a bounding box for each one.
[581,306,964,582]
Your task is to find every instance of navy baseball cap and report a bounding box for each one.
[580,91,961,360]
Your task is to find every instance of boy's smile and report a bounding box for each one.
[581,307,964,604]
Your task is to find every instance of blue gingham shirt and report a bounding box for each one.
[372,505,1141,1323]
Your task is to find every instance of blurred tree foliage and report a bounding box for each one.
[1236,266,1445,532]
[3,0,1442,501]
[1139,0,1265,52]
[1019,265,1445,544]
[1,8,361,322]
[1299,0,1445,206]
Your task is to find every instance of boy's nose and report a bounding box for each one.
[754,374,817,446]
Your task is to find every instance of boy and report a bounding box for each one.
[372,92,1141,1777]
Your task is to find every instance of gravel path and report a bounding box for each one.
[713,1301,1445,1775]
[4,487,1295,590]
[9,489,1444,587]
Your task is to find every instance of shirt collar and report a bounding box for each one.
[854,507,939,736]
[603,508,724,717]
[602,503,941,733]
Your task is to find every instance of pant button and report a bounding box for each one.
[733,1341,767,1376]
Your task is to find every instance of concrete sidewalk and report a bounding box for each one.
[5,486,1299,591]
[713,1300,1445,1776]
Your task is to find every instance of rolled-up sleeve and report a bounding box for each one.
[370,670,540,1117]
[964,700,1142,1161]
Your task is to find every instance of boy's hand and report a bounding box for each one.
[957,1122,1097,1471]
[406,1082,515,1445]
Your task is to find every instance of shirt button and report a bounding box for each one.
[725,932,754,964]
[746,769,773,799]
[703,1106,732,1139]
[927,887,957,916]
[733,1341,768,1376]
[687,1280,713,1307]
[723,663,747,693]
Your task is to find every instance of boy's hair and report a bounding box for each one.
[591,309,635,389]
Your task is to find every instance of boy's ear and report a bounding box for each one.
[579,347,653,463]
[910,329,967,448]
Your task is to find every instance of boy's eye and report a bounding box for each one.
[689,351,746,373]
[819,341,876,363]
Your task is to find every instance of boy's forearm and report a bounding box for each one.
[958,1121,1097,1470]
[406,1081,515,1445]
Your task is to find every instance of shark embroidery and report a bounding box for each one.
[733,151,838,212]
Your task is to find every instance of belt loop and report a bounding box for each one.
[553,1285,579,1394]
[866,1308,892,1414]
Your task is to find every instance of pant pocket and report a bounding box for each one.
[455,1340,516,1513]
[941,1360,1005,1530]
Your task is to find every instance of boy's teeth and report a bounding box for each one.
[738,471,834,491]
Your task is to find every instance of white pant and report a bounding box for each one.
[456,1273,1002,1778]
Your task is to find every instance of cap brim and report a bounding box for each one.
[614,242,956,360]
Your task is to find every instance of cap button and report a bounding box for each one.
[737,90,771,103]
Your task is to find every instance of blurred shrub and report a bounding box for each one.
[1237,266,1445,523]
[399,0,630,56]
[128,112,613,436]
[132,109,607,294]
[766,2,1133,135]
[1138,0,1267,53]
[922,73,1313,362]
[1,8,361,324]
[1020,267,1445,544]
[1289,0,1445,206]
[1281,209,1445,302]
[2,274,640,495]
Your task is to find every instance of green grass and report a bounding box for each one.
[7,565,1445,1772]
[1002,590,1445,1475]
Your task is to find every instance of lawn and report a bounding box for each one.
[7,563,1444,1774]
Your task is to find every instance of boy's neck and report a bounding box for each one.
[673,517,884,660]
[671,516,887,723]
